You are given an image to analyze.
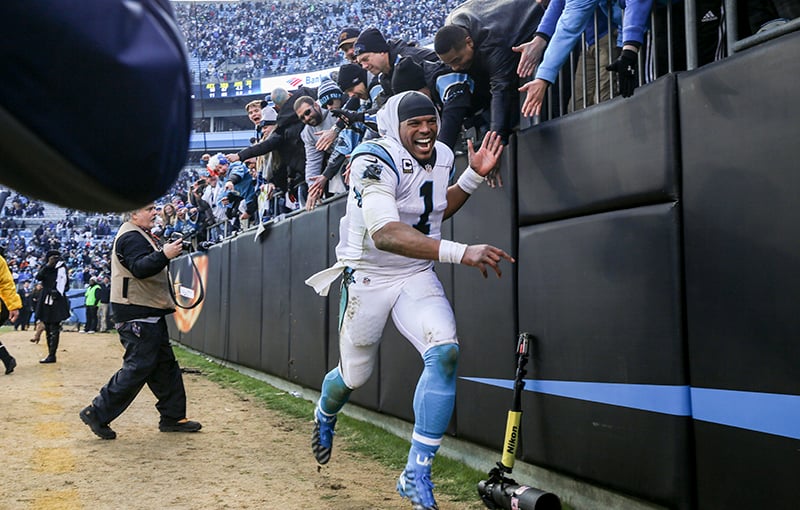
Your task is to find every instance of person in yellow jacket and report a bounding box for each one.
[0,254,22,374]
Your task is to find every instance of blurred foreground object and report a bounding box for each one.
[0,0,191,211]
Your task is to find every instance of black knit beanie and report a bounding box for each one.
[337,63,367,91]
[391,57,427,94]
[354,27,389,55]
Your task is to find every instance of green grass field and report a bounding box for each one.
[174,345,498,509]
[1,324,569,508]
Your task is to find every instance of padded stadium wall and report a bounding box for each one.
[169,31,800,510]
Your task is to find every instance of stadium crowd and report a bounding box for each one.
[173,0,461,83]
[3,193,45,218]
[0,1,795,507]
[167,0,799,247]
[167,1,797,506]
[5,0,795,309]
[0,191,122,330]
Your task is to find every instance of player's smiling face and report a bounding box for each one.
[400,115,438,161]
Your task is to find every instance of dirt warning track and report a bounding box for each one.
[0,329,473,510]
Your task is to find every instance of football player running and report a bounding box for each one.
[306,91,514,510]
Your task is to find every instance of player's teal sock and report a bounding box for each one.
[318,367,351,416]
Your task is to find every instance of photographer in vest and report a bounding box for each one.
[79,203,201,440]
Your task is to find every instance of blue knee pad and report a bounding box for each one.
[413,343,460,440]
[318,367,352,416]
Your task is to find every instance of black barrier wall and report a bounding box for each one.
[450,141,519,447]
[259,218,292,378]
[679,31,800,510]
[514,72,691,509]
[287,206,330,388]
[228,231,261,367]
[516,205,690,508]
[169,31,799,510]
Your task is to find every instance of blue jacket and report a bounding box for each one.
[225,161,256,204]
[536,0,652,84]
[173,218,196,238]
[536,0,613,47]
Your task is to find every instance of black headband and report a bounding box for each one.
[397,92,436,123]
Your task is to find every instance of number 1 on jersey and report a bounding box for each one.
[413,181,433,235]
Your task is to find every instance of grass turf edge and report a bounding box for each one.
[173,344,488,508]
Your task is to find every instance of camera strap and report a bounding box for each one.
[167,253,205,310]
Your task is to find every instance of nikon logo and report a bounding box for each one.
[505,425,518,454]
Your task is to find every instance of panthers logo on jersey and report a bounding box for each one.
[362,163,383,181]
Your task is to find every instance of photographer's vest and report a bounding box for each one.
[110,222,171,310]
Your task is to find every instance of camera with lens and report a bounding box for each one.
[197,240,216,252]
[168,232,193,252]
[192,179,207,196]
[224,189,244,219]
[225,189,243,207]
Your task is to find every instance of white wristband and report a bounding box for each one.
[438,239,468,264]
[456,166,484,195]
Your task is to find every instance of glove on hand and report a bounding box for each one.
[606,49,639,98]
[330,108,364,126]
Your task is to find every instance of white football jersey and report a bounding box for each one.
[335,137,455,275]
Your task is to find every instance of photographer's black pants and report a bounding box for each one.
[91,318,187,425]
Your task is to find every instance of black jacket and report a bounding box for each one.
[35,263,70,323]
[446,0,544,140]
[378,39,438,102]
[31,287,41,311]
[421,60,488,150]
[97,282,111,304]
[237,86,317,190]
[20,287,35,309]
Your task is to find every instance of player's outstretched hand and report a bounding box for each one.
[468,131,504,177]
[461,244,515,279]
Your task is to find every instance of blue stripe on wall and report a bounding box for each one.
[461,377,800,440]
[461,377,691,416]
[691,387,800,440]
